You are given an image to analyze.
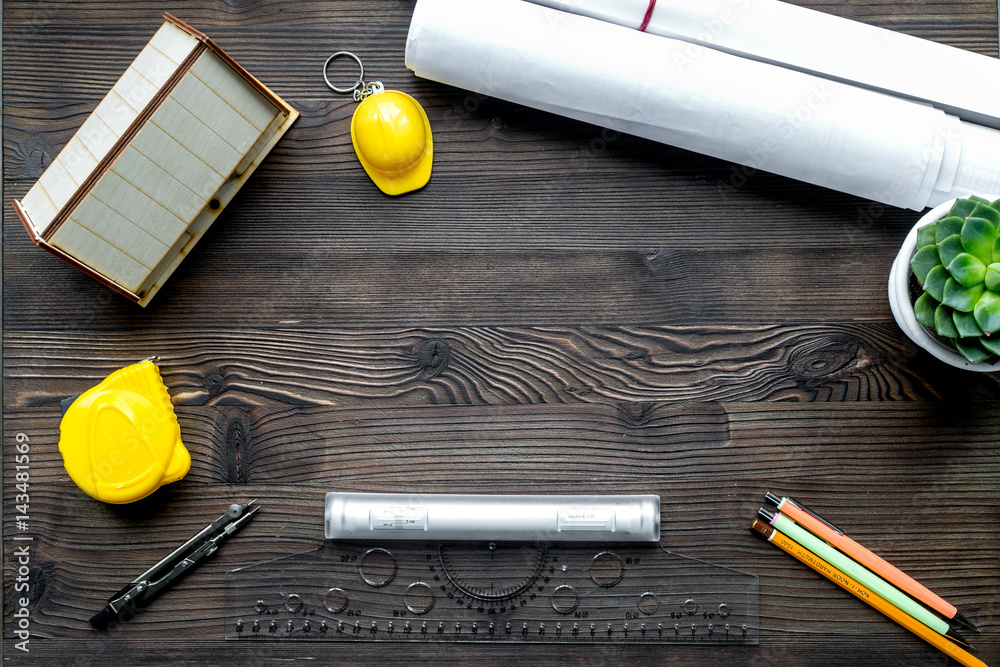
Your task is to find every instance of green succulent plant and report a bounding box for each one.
[909,195,1000,364]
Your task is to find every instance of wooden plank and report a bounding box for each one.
[69,196,171,270]
[112,65,161,114]
[93,90,140,137]
[17,183,59,233]
[0,239,958,327]
[130,120,229,199]
[213,402,1000,485]
[109,146,205,227]
[131,41,184,89]
[76,113,121,164]
[35,156,77,212]
[149,20,201,65]
[54,136,99,187]
[4,399,998,490]
[48,220,151,291]
[170,71,263,154]
[190,50,280,132]
[149,97,244,178]
[88,170,189,246]
[1,325,990,409]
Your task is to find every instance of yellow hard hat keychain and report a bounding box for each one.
[323,51,433,195]
[59,359,190,504]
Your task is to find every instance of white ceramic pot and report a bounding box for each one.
[888,198,999,371]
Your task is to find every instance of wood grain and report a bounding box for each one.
[6,326,999,408]
[3,402,998,662]
[1,228,946,327]
[4,0,1000,665]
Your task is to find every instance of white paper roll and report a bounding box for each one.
[527,0,1000,130]
[405,0,1000,209]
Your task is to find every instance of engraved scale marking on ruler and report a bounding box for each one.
[225,542,759,645]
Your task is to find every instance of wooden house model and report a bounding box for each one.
[13,14,298,306]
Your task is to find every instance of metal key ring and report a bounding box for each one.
[323,51,365,94]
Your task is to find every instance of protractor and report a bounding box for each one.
[437,542,547,601]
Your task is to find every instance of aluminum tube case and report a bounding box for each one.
[325,493,661,542]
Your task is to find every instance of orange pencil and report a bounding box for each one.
[751,519,987,667]
[765,492,978,633]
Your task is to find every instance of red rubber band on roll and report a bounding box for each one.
[639,0,656,31]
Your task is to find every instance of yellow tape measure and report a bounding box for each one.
[59,360,189,504]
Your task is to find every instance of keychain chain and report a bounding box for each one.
[354,81,384,102]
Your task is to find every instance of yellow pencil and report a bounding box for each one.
[751,519,987,667]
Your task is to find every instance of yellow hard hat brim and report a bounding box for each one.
[351,91,433,196]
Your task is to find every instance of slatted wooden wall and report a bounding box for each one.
[15,20,291,298]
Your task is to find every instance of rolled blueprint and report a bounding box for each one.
[527,0,1000,130]
[406,0,1000,209]
[325,492,661,542]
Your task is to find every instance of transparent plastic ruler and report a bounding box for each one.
[225,542,759,645]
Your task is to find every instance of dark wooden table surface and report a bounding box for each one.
[3,0,999,664]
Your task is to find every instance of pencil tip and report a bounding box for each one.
[945,627,973,649]
[952,611,981,634]
[763,491,782,506]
